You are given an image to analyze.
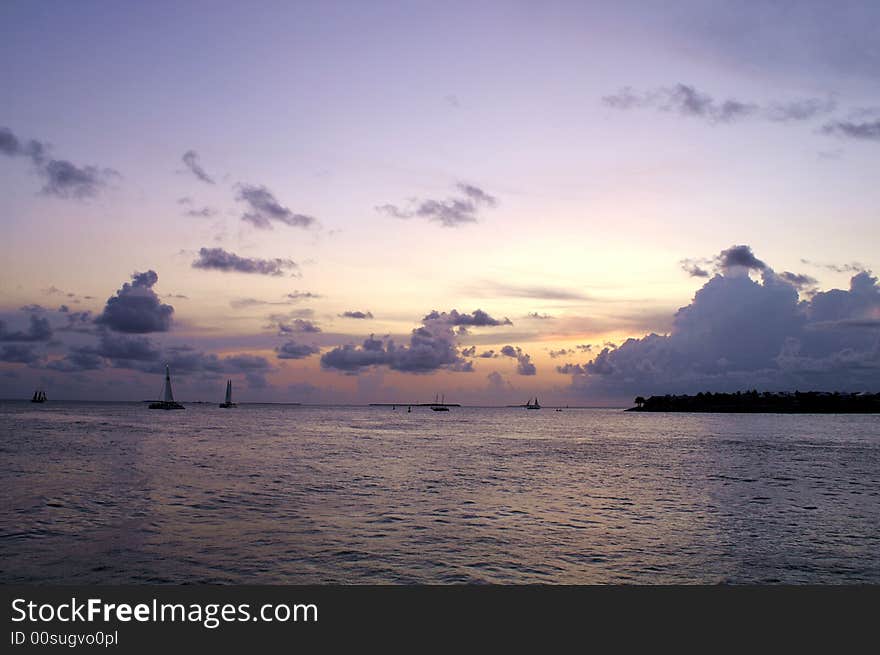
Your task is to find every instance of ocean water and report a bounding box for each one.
[1,401,878,584]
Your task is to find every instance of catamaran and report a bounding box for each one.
[219,379,236,408]
[149,365,185,410]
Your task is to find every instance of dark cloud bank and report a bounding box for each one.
[320,309,513,374]
[0,313,53,342]
[48,333,274,389]
[32,270,276,388]
[560,246,880,399]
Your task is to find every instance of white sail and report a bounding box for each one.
[163,365,174,402]
[225,380,232,404]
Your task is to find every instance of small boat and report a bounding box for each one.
[526,397,541,410]
[149,365,185,410]
[219,379,236,408]
[31,389,47,403]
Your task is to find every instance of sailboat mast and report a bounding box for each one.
[225,380,232,404]
[163,365,174,402]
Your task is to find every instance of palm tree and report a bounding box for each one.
[634,396,645,409]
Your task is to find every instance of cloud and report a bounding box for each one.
[766,98,838,122]
[286,291,321,301]
[57,307,94,333]
[181,150,215,184]
[717,244,766,271]
[563,247,880,399]
[126,347,275,388]
[43,285,92,304]
[0,312,52,342]
[237,184,316,229]
[192,247,298,276]
[680,259,711,278]
[270,316,321,335]
[93,332,161,364]
[525,312,554,320]
[820,119,880,141]
[40,160,118,198]
[681,244,767,279]
[185,206,218,218]
[321,307,509,374]
[229,291,320,309]
[603,84,835,125]
[779,271,819,290]
[422,308,511,326]
[0,126,45,160]
[0,126,118,198]
[50,332,162,372]
[549,345,592,358]
[46,348,105,372]
[95,270,174,333]
[376,182,497,227]
[340,311,374,319]
[468,282,590,301]
[276,340,321,360]
[486,371,509,391]
[0,344,42,364]
[500,344,537,375]
[801,259,867,274]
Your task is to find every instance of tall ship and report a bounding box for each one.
[149,365,185,410]
[219,379,236,408]
[31,389,47,403]
[430,393,450,411]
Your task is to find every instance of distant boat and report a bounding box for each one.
[431,393,451,411]
[31,389,47,403]
[219,379,236,408]
[526,397,541,410]
[149,365,185,410]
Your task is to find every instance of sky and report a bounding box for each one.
[1,0,879,405]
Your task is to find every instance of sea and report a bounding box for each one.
[1,401,878,584]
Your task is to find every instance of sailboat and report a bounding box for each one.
[31,389,47,403]
[219,379,236,408]
[149,365,185,410]
[431,393,450,411]
[526,397,541,410]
